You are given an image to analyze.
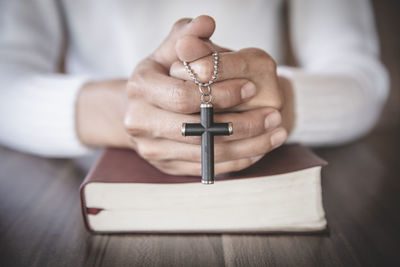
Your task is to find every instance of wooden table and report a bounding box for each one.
[1,125,399,267]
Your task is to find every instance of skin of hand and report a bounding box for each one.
[170,32,295,133]
[76,15,295,176]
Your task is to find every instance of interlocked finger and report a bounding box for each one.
[124,101,282,144]
[132,126,286,163]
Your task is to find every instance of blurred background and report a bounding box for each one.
[371,0,399,132]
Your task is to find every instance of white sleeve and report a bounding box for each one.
[0,1,91,157]
[279,0,389,146]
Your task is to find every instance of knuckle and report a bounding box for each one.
[157,161,201,176]
[190,164,202,176]
[274,97,283,110]
[127,72,147,97]
[264,57,277,73]
[260,58,276,73]
[152,161,172,174]
[242,48,267,60]
[268,89,284,110]
[215,144,232,162]
[247,48,270,60]
[124,115,145,137]
[172,18,191,31]
[244,48,276,73]
[169,85,193,113]
[215,159,251,175]
[220,86,237,107]
[126,77,140,97]
[184,136,201,145]
[245,117,260,137]
[245,47,267,56]
[137,144,160,160]
[160,168,177,176]
[235,158,256,172]
[186,146,201,161]
[195,60,214,82]
[235,115,259,138]
[261,140,271,154]
[241,158,255,170]
[154,164,167,173]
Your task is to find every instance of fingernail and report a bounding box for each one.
[241,82,256,100]
[264,111,281,129]
[270,129,287,147]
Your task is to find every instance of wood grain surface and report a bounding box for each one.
[0,1,399,266]
[1,127,399,267]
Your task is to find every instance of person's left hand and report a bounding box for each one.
[169,36,295,141]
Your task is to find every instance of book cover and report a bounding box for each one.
[80,144,327,233]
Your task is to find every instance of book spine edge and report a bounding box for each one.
[79,149,109,234]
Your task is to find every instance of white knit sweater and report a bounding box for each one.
[0,0,389,157]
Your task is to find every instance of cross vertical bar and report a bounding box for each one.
[201,103,214,184]
[181,103,233,184]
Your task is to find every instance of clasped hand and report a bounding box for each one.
[78,16,291,176]
[125,16,290,176]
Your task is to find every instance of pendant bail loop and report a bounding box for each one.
[201,94,212,104]
[199,84,212,96]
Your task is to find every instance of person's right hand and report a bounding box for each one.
[77,16,285,176]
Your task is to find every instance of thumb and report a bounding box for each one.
[152,15,216,68]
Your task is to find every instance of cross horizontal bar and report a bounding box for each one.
[181,122,233,136]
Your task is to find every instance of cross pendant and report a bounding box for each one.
[181,103,233,184]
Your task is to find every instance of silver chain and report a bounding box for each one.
[183,51,219,104]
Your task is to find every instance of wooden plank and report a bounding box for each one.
[101,235,224,267]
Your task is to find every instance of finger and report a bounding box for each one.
[124,101,282,144]
[215,108,282,142]
[152,15,216,68]
[215,127,287,162]
[170,48,282,109]
[175,34,231,62]
[133,126,287,163]
[150,155,264,176]
[171,48,277,82]
[128,61,257,113]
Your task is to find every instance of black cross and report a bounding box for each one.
[181,103,233,184]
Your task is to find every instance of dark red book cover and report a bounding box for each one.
[80,144,327,233]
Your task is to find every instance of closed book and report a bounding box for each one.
[80,144,327,233]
